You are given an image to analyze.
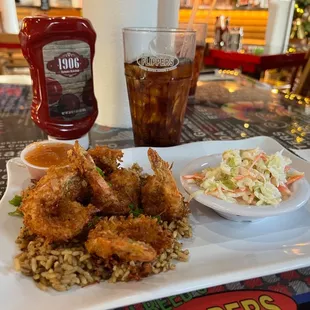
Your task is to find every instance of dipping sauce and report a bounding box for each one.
[24,143,73,167]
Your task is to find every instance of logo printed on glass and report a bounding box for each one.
[137,53,179,72]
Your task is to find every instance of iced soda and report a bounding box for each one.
[125,59,193,147]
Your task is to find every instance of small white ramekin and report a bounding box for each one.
[20,140,73,180]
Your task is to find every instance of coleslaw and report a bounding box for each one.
[183,148,304,206]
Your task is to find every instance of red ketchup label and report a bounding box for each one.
[43,40,95,121]
[47,52,89,77]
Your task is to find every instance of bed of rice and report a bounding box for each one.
[14,217,192,292]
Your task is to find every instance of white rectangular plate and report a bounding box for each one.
[1,136,310,310]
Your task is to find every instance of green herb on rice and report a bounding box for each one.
[87,215,102,229]
[129,204,161,221]
[129,204,143,217]
[153,215,161,221]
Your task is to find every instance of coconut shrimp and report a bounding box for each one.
[88,145,123,175]
[142,149,188,221]
[21,165,95,242]
[107,168,141,208]
[70,142,139,215]
[86,215,172,262]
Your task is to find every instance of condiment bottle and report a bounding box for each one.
[221,18,230,50]
[19,17,98,149]
[214,16,226,49]
[214,16,221,48]
[219,15,226,49]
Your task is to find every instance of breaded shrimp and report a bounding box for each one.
[86,215,172,262]
[21,166,95,242]
[22,165,88,215]
[107,168,141,208]
[70,142,137,215]
[22,200,95,242]
[88,145,123,175]
[141,149,188,221]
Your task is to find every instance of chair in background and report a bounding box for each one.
[295,50,310,98]
[0,33,28,75]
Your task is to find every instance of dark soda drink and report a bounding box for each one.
[123,27,196,146]
[189,45,205,97]
[125,59,193,147]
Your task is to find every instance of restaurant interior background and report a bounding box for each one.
[1,1,310,309]
[0,0,309,97]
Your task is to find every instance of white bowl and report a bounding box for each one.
[180,153,310,222]
[20,140,73,180]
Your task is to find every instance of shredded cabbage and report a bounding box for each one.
[184,148,304,206]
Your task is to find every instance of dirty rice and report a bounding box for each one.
[14,217,192,291]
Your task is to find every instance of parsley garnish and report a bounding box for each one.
[94,167,112,186]
[8,209,23,217]
[129,204,161,221]
[8,195,23,217]
[129,204,143,217]
[87,215,101,228]
[9,195,22,207]
[96,166,105,177]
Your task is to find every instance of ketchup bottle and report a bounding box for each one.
[19,17,98,148]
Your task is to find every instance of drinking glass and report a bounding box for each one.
[123,27,196,147]
[180,23,207,97]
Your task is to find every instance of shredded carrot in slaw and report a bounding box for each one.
[183,148,304,206]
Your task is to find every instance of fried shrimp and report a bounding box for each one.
[22,165,88,215]
[22,200,95,242]
[107,168,141,208]
[13,142,192,291]
[70,142,136,215]
[88,145,123,175]
[86,215,172,262]
[21,166,95,242]
[142,149,188,221]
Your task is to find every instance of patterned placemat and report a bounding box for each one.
[1,82,310,309]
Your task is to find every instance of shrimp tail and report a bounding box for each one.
[142,148,188,221]
[147,149,170,179]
